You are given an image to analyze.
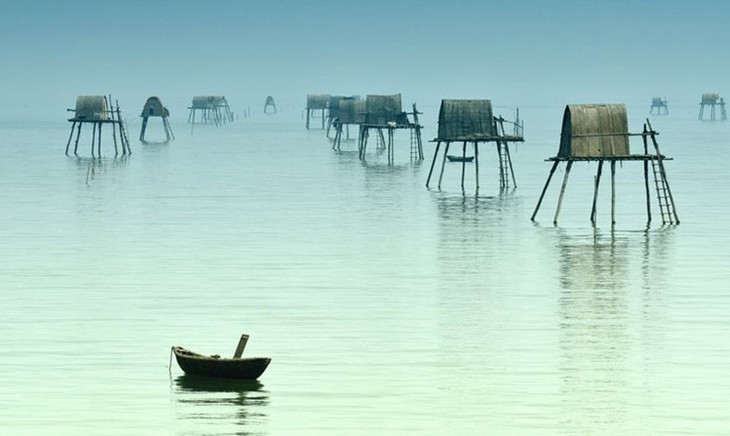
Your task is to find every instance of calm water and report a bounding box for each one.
[1,104,729,435]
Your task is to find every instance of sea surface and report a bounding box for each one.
[1,103,729,435]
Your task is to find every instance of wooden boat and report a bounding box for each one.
[446,155,474,163]
[172,334,271,380]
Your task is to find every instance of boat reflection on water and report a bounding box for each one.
[171,375,270,435]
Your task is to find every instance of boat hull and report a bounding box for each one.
[172,346,271,380]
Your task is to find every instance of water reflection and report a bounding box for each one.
[171,375,269,435]
[555,228,674,434]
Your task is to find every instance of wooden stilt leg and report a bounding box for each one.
[98,123,103,156]
[437,142,451,189]
[591,161,604,225]
[426,141,441,187]
[460,141,467,189]
[65,122,77,155]
[611,160,616,225]
[91,122,97,157]
[474,142,480,190]
[73,123,82,155]
[140,117,148,142]
[531,161,559,222]
[553,161,573,225]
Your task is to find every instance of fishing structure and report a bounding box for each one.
[139,96,174,143]
[531,104,679,226]
[649,97,668,115]
[329,95,362,148]
[426,99,524,190]
[187,96,234,125]
[358,94,423,164]
[698,93,726,121]
[264,96,277,114]
[305,94,330,129]
[65,95,131,156]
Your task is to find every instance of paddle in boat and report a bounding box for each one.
[171,334,271,380]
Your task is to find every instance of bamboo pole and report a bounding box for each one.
[611,160,616,225]
[553,160,573,225]
[590,161,604,224]
[531,160,559,222]
[460,141,467,189]
[437,142,451,189]
[233,334,249,358]
[426,141,441,187]
[65,122,76,155]
[90,122,97,157]
[474,141,480,190]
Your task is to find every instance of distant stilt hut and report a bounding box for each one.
[649,97,669,115]
[531,104,679,226]
[328,95,361,146]
[358,94,423,164]
[426,99,524,190]
[264,96,277,114]
[305,94,330,129]
[65,95,131,157]
[698,93,727,121]
[187,96,234,125]
[139,96,174,143]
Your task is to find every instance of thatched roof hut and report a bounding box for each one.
[365,94,403,125]
[74,96,109,121]
[141,96,170,117]
[558,104,630,158]
[306,94,330,110]
[436,99,494,141]
[190,96,228,109]
[701,93,720,104]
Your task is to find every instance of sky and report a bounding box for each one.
[1,0,729,120]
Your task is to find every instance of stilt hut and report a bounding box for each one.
[264,96,277,114]
[140,96,174,143]
[65,95,131,156]
[531,104,679,226]
[426,99,524,190]
[358,94,423,164]
[649,97,668,115]
[187,96,233,125]
[698,93,727,121]
[305,94,330,129]
[328,95,362,147]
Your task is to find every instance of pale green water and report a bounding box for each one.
[0,105,729,435]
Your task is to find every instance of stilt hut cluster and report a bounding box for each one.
[698,93,726,121]
[358,94,423,164]
[426,99,524,190]
[531,104,679,225]
[65,95,131,156]
[140,96,174,143]
[264,96,277,114]
[187,96,234,125]
[649,97,668,115]
[305,94,330,129]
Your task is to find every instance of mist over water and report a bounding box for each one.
[2,1,730,434]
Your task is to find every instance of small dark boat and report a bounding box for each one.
[446,155,474,163]
[172,334,271,380]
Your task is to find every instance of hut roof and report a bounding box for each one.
[558,104,630,158]
[651,97,666,105]
[701,93,721,104]
[73,96,109,121]
[328,95,360,119]
[191,96,228,109]
[265,96,275,104]
[307,94,330,109]
[141,96,170,117]
[436,99,494,141]
[365,94,403,125]
[337,99,366,124]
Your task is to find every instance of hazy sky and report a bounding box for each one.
[1,0,729,120]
